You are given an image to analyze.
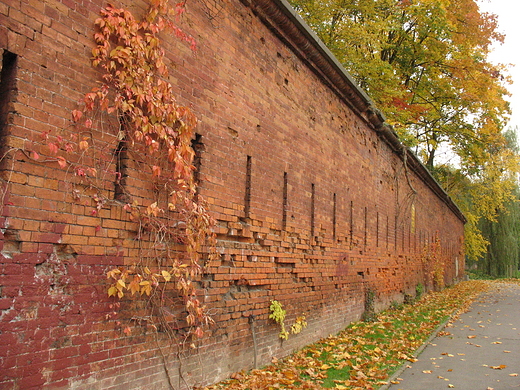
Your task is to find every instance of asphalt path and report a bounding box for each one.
[386,281,520,390]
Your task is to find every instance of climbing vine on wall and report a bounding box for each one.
[40,0,217,341]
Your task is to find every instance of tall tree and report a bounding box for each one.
[474,129,520,277]
[289,0,518,260]
[477,186,520,277]
[439,129,520,262]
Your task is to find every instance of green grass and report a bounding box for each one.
[202,280,490,390]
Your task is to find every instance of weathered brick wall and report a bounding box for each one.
[0,0,465,389]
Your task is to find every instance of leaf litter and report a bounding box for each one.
[199,281,489,390]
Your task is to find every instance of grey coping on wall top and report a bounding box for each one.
[241,0,466,224]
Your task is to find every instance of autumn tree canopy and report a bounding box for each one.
[289,0,519,260]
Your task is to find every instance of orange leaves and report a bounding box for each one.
[79,140,89,151]
[72,110,83,122]
[57,156,67,168]
[81,0,198,191]
[146,201,163,217]
[203,281,489,390]
[107,265,179,299]
[37,0,216,347]
[47,142,59,155]
[128,276,141,296]
[151,165,161,177]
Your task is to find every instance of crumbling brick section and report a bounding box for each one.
[0,0,465,389]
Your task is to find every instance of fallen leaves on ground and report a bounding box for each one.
[198,281,489,389]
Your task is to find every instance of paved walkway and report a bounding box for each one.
[387,281,520,390]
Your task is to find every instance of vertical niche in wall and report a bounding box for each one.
[191,133,204,196]
[349,200,354,247]
[376,211,380,248]
[364,206,368,249]
[310,183,315,239]
[386,215,390,249]
[282,171,288,230]
[0,49,18,156]
[332,193,337,241]
[243,155,252,221]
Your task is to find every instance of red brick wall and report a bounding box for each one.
[0,0,465,388]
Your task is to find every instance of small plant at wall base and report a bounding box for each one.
[362,286,376,322]
[291,315,307,335]
[415,282,424,300]
[269,300,307,340]
[36,0,217,344]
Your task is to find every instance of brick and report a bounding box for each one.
[0,0,465,388]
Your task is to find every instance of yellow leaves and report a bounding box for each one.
[107,268,121,279]
[297,0,517,263]
[51,0,203,351]
[269,301,308,340]
[205,281,491,390]
[139,280,151,296]
[107,286,118,297]
[161,270,171,282]
[269,300,288,340]
[397,352,411,360]
[291,315,307,335]
[490,365,507,370]
[106,267,179,299]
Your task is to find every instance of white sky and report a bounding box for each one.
[478,0,520,133]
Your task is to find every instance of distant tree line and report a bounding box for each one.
[289,0,520,271]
